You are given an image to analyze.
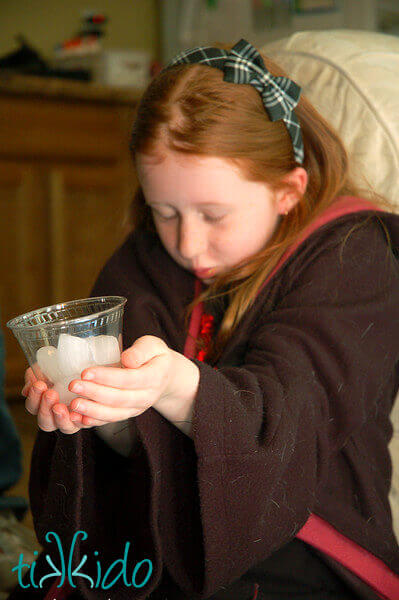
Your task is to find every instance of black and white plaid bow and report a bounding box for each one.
[162,38,304,165]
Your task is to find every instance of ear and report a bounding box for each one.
[276,167,308,215]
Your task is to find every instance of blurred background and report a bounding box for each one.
[0,0,398,594]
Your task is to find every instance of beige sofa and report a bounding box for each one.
[262,29,399,542]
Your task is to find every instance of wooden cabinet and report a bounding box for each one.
[0,74,141,397]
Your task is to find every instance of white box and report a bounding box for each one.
[53,49,152,89]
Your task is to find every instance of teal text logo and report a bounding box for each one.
[12,530,153,590]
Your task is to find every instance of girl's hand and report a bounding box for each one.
[22,366,109,434]
[67,336,175,423]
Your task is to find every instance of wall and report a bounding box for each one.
[0,0,159,62]
[159,0,379,64]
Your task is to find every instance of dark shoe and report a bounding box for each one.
[0,35,48,75]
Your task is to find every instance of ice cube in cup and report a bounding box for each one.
[53,334,121,405]
[36,345,64,384]
[88,334,120,366]
[57,333,96,378]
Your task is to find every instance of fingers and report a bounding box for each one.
[52,400,108,430]
[36,390,87,433]
[76,353,170,409]
[67,402,109,428]
[24,366,37,385]
[25,379,48,416]
[69,396,143,422]
[22,368,106,433]
[69,376,150,410]
[36,389,107,432]
[80,364,151,391]
[36,388,59,432]
[49,400,87,433]
[67,354,173,422]
[21,366,38,396]
[71,412,109,429]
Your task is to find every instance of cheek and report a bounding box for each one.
[220,219,251,246]
[209,228,234,252]
[155,223,173,245]
[219,217,271,257]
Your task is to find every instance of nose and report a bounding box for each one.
[177,216,206,262]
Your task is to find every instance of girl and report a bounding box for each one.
[16,39,399,599]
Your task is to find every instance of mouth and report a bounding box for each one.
[194,267,216,278]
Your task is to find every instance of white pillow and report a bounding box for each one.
[262,29,399,212]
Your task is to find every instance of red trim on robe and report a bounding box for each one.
[196,312,214,362]
[296,515,396,600]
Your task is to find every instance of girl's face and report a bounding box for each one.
[136,151,289,284]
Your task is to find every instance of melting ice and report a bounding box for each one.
[35,333,121,404]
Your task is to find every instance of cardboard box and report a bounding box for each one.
[53,48,152,89]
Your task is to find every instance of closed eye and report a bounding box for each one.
[203,214,225,223]
[152,210,225,224]
[151,211,177,221]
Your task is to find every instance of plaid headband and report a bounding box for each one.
[161,38,304,165]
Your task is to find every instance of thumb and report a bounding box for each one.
[121,335,169,369]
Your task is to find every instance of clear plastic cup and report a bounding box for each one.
[7,296,127,405]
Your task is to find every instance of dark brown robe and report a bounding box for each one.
[8,196,399,599]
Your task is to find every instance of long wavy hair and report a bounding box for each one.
[124,42,395,365]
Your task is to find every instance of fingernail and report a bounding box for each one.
[53,407,63,415]
[33,384,43,393]
[82,371,94,380]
